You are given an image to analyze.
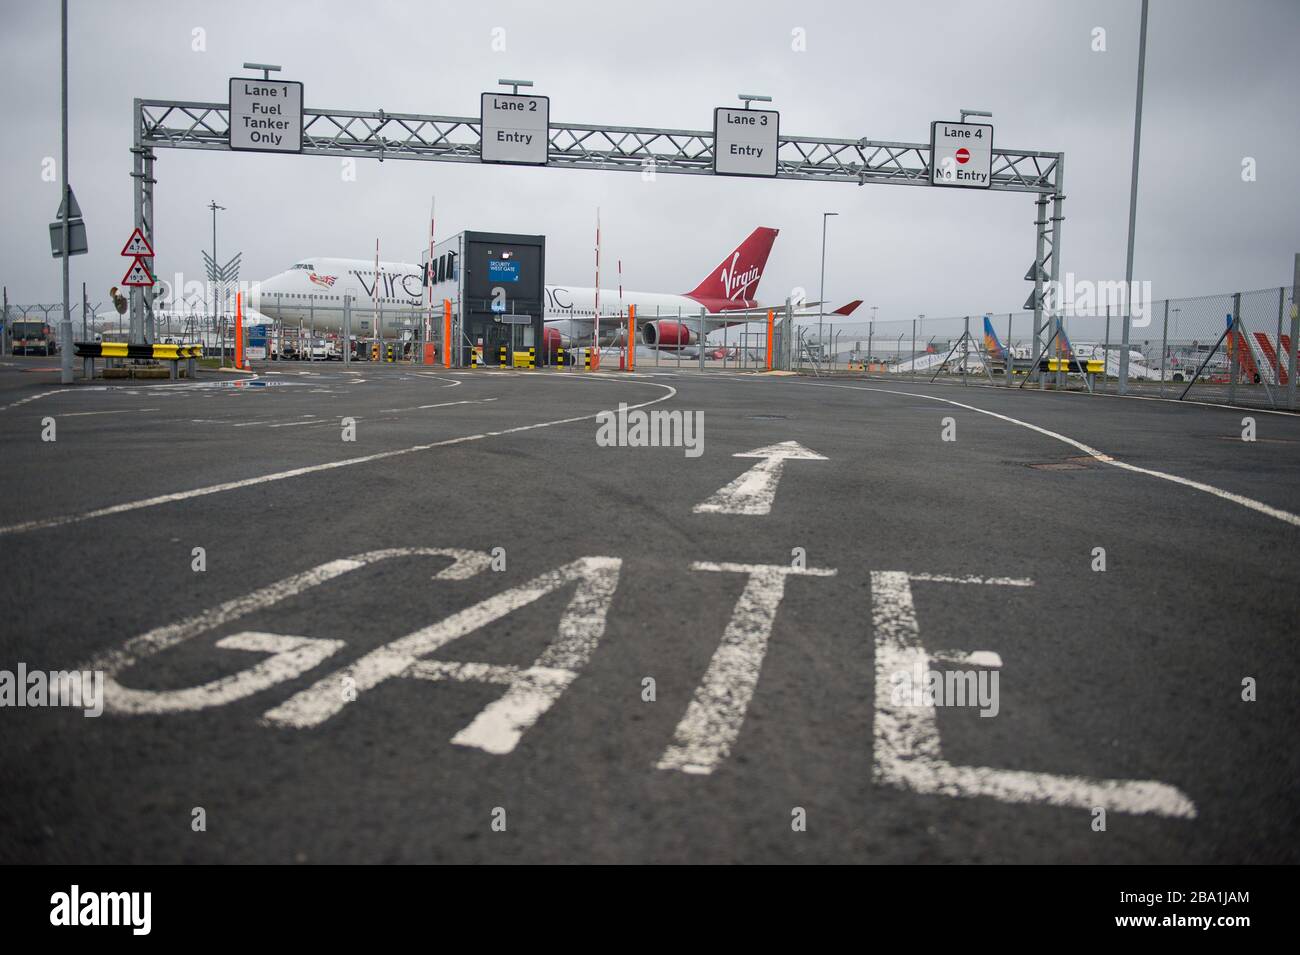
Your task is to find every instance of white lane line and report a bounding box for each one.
[266,420,320,428]
[0,382,676,536]
[657,561,837,775]
[0,388,77,413]
[806,382,1300,529]
[885,371,1300,418]
[693,441,827,515]
[59,408,160,417]
[415,373,462,386]
[377,398,497,413]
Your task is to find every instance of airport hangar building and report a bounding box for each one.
[426,231,547,365]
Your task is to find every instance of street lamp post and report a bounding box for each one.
[819,212,838,358]
[1120,0,1150,395]
[58,0,72,384]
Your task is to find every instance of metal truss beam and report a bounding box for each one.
[137,100,1062,194]
[129,97,1064,347]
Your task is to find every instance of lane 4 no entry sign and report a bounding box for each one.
[930,121,993,189]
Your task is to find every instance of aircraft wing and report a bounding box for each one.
[685,299,865,321]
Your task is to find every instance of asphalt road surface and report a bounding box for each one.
[1,356,1297,863]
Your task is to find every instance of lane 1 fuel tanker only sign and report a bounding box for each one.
[480,93,549,165]
[229,78,304,153]
[714,107,779,177]
[929,121,993,189]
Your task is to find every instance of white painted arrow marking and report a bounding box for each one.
[693,441,827,516]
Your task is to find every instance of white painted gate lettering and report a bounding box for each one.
[657,561,837,774]
[262,556,622,755]
[870,571,1196,818]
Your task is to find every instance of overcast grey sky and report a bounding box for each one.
[2,0,1297,321]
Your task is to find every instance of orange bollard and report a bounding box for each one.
[442,299,452,367]
[235,291,245,369]
[628,304,635,372]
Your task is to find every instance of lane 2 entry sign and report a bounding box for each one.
[481,93,549,165]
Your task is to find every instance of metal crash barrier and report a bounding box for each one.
[75,341,203,380]
[1045,356,1105,392]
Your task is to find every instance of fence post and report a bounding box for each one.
[699,308,706,371]
[1159,299,1169,397]
[1004,313,1012,387]
[1289,254,1299,410]
[1275,287,1284,389]
[911,318,917,380]
[766,309,774,371]
[962,316,970,386]
[1229,292,1241,405]
[1102,304,1111,393]
[342,296,351,365]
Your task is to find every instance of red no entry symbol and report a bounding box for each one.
[955,147,970,164]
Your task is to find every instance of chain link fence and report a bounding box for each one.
[6,285,1298,408]
[805,285,1299,411]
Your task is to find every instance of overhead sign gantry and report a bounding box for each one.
[127,73,1065,372]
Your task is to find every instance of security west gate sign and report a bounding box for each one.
[480,93,549,165]
[714,107,779,177]
[229,78,304,153]
[930,121,992,188]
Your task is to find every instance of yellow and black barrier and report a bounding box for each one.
[1044,357,1104,374]
[74,341,204,380]
[555,347,566,368]
[499,345,509,367]
[583,348,592,370]
[75,342,203,360]
[510,347,535,369]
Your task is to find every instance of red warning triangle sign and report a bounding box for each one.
[120,227,154,258]
[121,256,155,287]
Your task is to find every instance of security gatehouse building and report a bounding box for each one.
[426,231,546,366]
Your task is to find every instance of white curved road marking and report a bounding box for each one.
[808,382,1300,529]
